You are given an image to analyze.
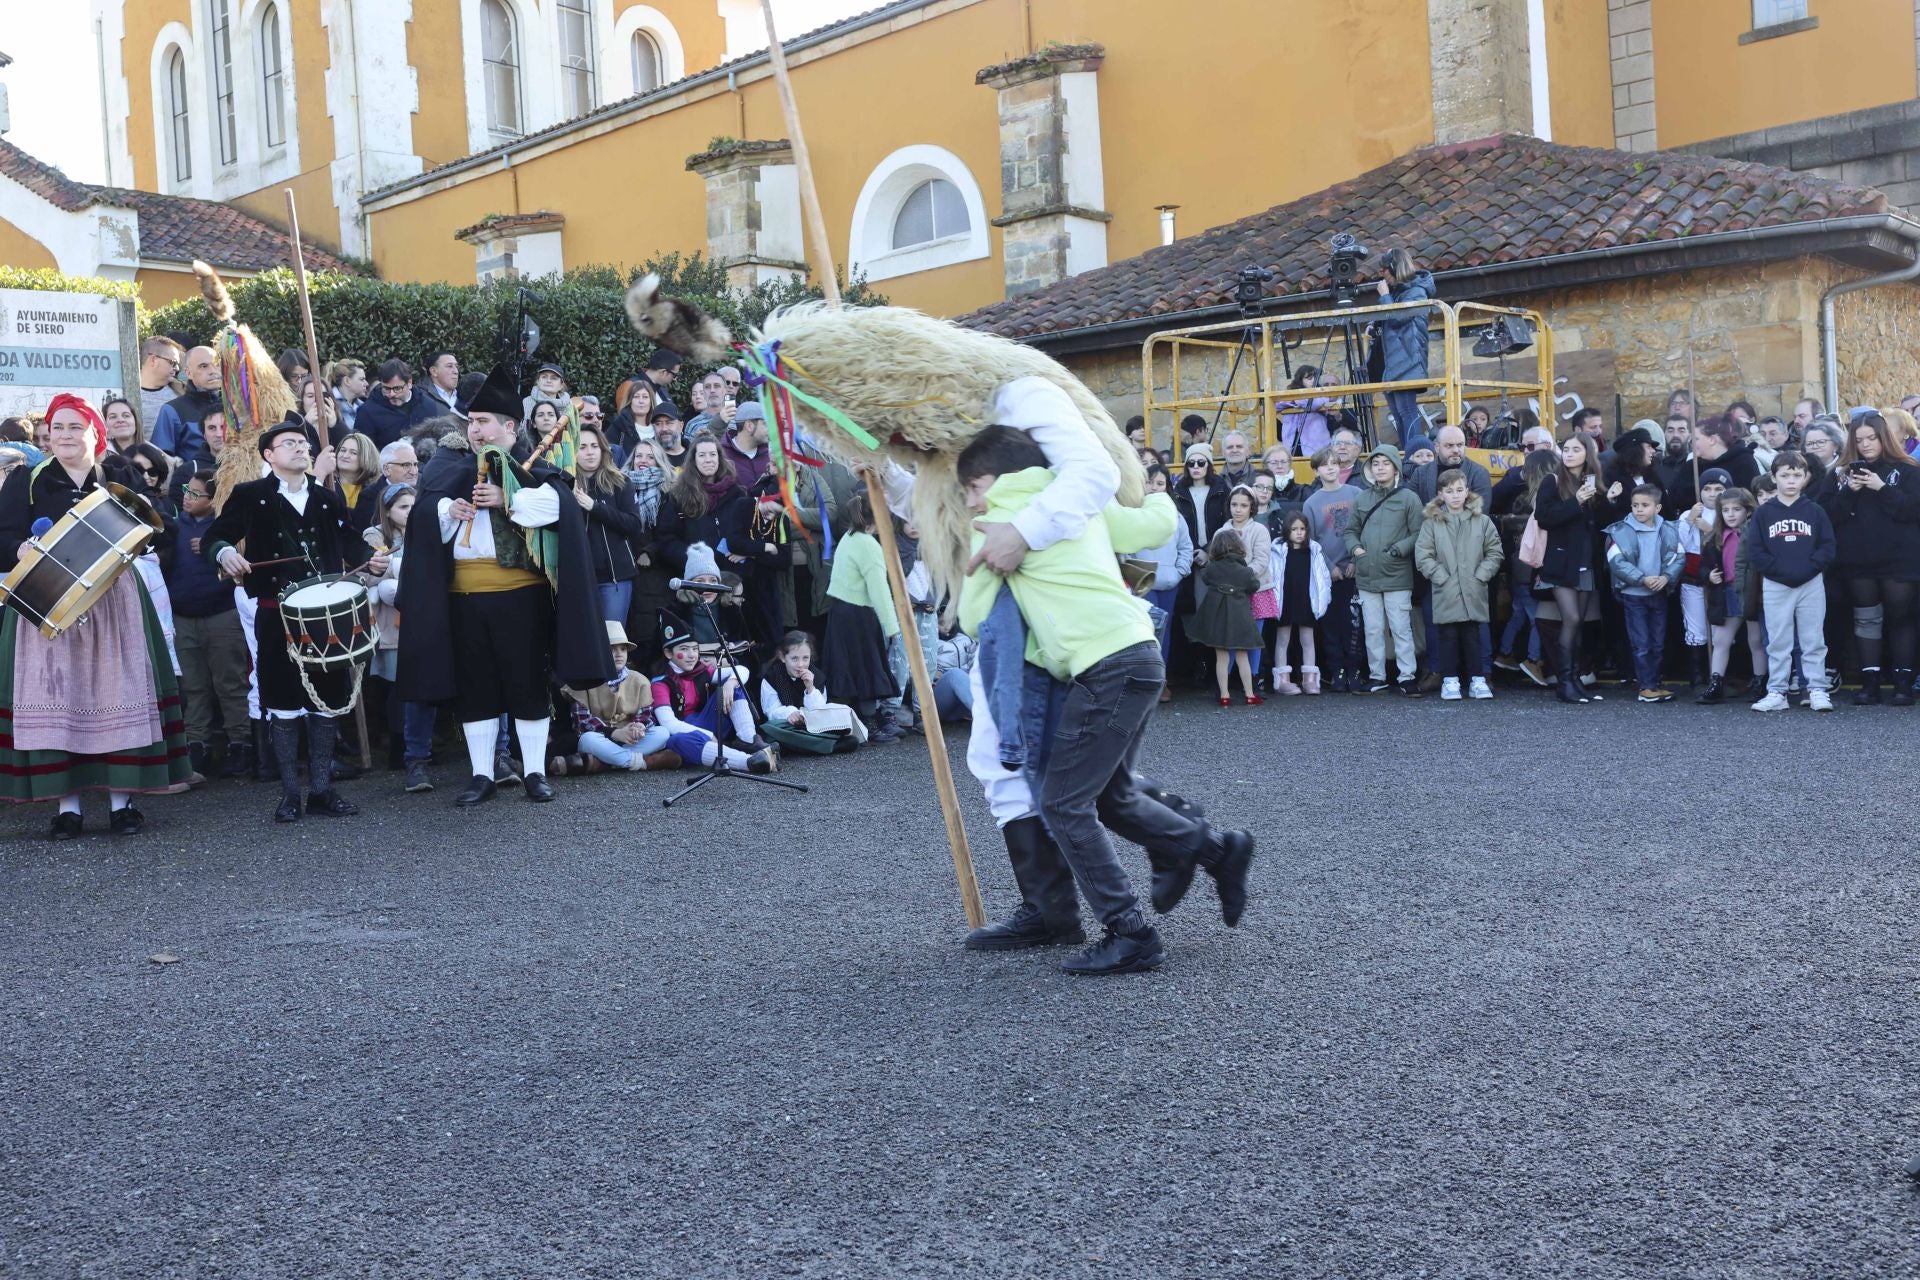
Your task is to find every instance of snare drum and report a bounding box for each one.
[279,574,379,669]
[1,485,162,639]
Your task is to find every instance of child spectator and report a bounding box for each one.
[1186,529,1263,706]
[1225,484,1275,638]
[758,630,867,755]
[1414,469,1503,700]
[1345,443,1425,696]
[1404,434,1437,471]
[1605,483,1685,703]
[650,611,778,770]
[1748,451,1836,712]
[1697,487,1767,704]
[367,483,438,792]
[1268,512,1330,694]
[551,621,683,774]
[820,491,905,742]
[1137,463,1192,702]
[1303,447,1363,692]
[738,473,793,654]
[163,463,248,781]
[1677,467,1730,687]
[1279,366,1335,456]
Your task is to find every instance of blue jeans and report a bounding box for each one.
[598,579,633,623]
[934,667,973,722]
[401,702,437,763]
[1147,587,1178,662]
[1386,390,1423,447]
[1499,585,1541,661]
[1620,592,1667,690]
[1037,643,1205,935]
[579,725,670,768]
[1421,592,1492,677]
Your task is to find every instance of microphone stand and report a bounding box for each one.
[662,587,809,808]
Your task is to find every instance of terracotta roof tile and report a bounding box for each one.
[0,139,354,275]
[961,134,1895,342]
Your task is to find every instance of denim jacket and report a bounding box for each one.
[977,587,1064,774]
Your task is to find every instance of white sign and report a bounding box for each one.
[0,289,135,421]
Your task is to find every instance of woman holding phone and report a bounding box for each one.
[1533,433,1608,704]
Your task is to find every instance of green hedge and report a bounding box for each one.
[142,254,884,399]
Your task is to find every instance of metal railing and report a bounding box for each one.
[1139,299,1554,453]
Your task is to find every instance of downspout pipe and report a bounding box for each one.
[1821,222,1920,411]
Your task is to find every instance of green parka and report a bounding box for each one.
[1413,493,1504,622]
[1344,448,1425,593]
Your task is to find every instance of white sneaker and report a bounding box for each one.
[1441,677,1462,701]
[1752,692,1790,712]
[1468,677,1493,700]
[1808,688,1834,712]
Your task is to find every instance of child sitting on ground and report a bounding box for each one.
[1604,482,1685,703]
[651,610,779,771]
[1185,529,1263,706]
[1412,468,1503,701]
[758,630,867,755]
[551,621,683,774]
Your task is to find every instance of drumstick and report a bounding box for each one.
[220,554,308,583]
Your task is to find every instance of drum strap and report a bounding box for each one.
[289,648,365,718]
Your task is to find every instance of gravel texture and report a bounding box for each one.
[4,688,1918,1278]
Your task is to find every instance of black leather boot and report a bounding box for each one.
[270,719,304,822]
[1892,668,1915,707]
[1854,668,1882,705]
[1197,829,1255,928]
[964,816,1084,950]
[1137,775,1207,914]
[251,718,277,782]
[1695,674,1726,705]
[1688,646,1707,688]
[304,715,359,816]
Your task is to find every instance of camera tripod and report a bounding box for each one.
[661,592,808,808]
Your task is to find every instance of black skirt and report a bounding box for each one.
[818,599,898,703]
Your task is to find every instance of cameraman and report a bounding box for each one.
[1373,248,1437,448]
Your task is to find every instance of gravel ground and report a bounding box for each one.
[4,685,1918,1278]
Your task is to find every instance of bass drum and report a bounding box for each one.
[0,484,162,640]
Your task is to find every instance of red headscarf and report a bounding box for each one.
[44,393,109,460]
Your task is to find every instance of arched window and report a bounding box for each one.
[259,2,286,149]
[166,46,193,184]
[556,0,596,117]
[481,0,523,142]
[890,179,968,250]
[849,146,990,283]
[631,30,662,94]
[208,0,237,165]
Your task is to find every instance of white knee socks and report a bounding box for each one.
[728,696,757,742]
[514,718,549,777]
[461,720,496,778]
[58,794,81,815]
[697,739,752,769]
[109,790,131,811]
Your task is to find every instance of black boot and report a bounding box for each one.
[1059,925,1166,976]
[1892,669,1916,707]
[304,715,359,816]
[1196,829,1255,928]
[251,718,277,782]
[188,741,211,778]
[270,719,304,822]
[1744,674,1767,702]
[1688,646,1707,688]
[964,816,1084,950]
[1556,674,1584,704]
[222,740,249,780]
[1695,674,1726,705]
[1854,668,1882,705]
[1138,776,1208,914]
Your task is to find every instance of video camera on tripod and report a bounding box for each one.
[1328,232,1371,307]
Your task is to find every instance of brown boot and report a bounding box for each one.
[641,748,684,771]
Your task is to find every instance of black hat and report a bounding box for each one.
[1615,425,1658,454]
[535,361,564,378]
[257,417,309,455]
[650,399,682,422]
[460,362,522,421]
[1699,467,1734,488]
[647,348,683,372]
[658,608,695,651]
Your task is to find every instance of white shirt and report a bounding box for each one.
[276,475,311,517]
[437,481,560,559]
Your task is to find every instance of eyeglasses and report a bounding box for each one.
[184,487,211,500]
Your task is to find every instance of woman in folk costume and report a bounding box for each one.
[624,280,1249,970]
[0,394,192,836]
[395,361,611,807]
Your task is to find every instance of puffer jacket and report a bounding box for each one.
[1377,270,1436,383]
[1345,471,1425,593]
[1413,494,1503,622]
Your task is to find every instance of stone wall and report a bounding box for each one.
[1056,255,1918,442]
[1825,260,1920,408]
[1428,0,1533,145]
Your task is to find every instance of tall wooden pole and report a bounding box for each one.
[758,2,984,928]
[286,188,370,769]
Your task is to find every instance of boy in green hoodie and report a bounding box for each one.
[956,427,1254,976]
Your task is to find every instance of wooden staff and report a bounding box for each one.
[286,188,367,766]
[758,0,983,929]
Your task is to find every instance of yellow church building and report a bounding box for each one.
[4,0,1917,317]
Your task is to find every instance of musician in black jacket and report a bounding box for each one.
[207,420,389,823]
